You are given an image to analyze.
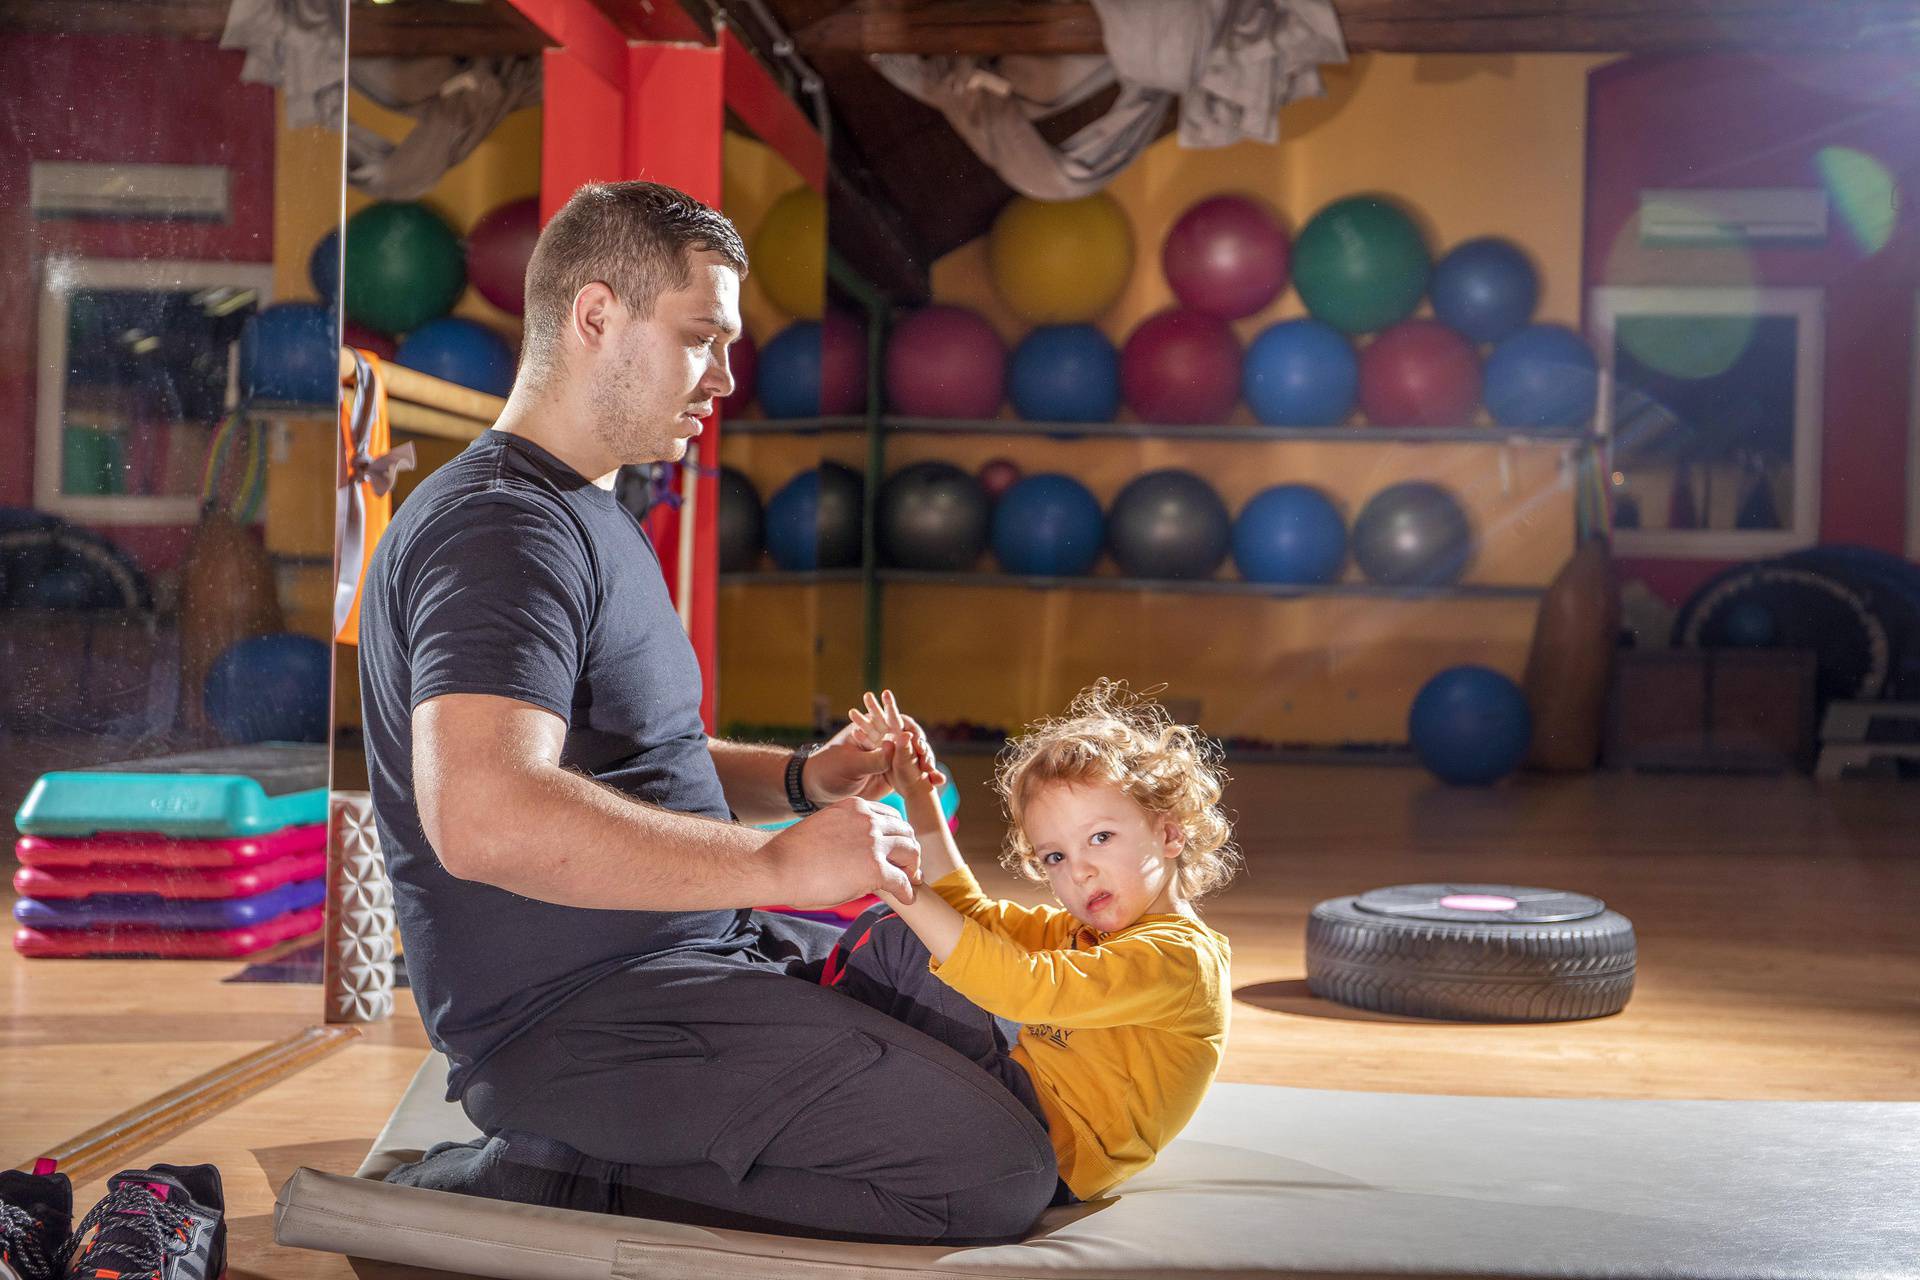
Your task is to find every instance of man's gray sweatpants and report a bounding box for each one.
[430,910,1058,1244]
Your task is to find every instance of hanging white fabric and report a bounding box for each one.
[872,0,1347,201]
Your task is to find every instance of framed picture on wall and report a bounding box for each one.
[35,256,274,524]
[1589,286,1823,559]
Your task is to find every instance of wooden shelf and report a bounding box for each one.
[721,416,1593,445]
[721,568,1543,598]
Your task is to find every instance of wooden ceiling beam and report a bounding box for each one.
[797,0,1920,56]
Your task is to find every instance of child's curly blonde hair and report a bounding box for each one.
[993,681,1239,904]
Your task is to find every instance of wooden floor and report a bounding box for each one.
[4,763,1917,1279]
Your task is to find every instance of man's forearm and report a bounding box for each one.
[706,738,800,825]
[452,762,780,909]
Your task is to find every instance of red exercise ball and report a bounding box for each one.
[343,321,397,362]
[720,328,757,417]
[466,198,541,316]
[1121,308,1242,424]
[886,306,1006,419]
[1162,195,1291,319]
[821,311,870,416]
[1359,320,1482,427]
[978,457,1023,501]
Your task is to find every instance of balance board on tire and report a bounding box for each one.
[14,905,324,959]
[1306,883,1636,1022]
[13,850,327,900]
[14,876,325,929]
[273,1050,1920,1280]
[13,743,328,837]
[15,823,326,870]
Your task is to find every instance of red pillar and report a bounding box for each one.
[628,43,725,733]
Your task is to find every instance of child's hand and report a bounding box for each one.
[849,690,946,795]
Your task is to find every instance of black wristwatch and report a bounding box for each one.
[785,743,821,815]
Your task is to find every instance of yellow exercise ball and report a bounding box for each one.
[752,186,825,320]
[988,194,1135,323]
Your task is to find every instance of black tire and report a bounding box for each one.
[1305,884,1636,1023]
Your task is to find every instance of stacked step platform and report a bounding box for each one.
[12,744,329,958]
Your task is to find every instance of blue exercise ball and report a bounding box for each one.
[309,228,342,306]
[1233,485,1347,584]
[204,633,332,744]
[395,318,517,397]
[1008,324,1121,422]
[1429,238,1538,344]
[759,321,824,419]
[763,462,864,570]
[1408,665,1532,786]
[1483,324,1599,429]
[1242,319,1359,425]
[240,302,339,404]
[992,474,1105,576]
[1724,600,1777,648]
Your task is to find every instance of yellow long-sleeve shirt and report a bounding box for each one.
[926,867,1232,1200]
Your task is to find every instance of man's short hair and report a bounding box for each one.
[521,181,749,375]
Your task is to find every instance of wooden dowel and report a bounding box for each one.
[338,348,508,422]
[388,401,493,443]
[31,1026,359,1184]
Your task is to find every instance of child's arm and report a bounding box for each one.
[849,692,970,960]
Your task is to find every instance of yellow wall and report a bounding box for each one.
[881,53,1613,744]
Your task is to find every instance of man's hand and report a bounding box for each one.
[804,690,947,806]
[762,797,922,906]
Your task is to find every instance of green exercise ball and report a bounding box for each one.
[343,202,467,336]
[1291,196,1431,335]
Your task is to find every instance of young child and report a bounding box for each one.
[825,683,1237,1203]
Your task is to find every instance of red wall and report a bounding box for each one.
[0,34,277,573]
[1585,55,1920,603]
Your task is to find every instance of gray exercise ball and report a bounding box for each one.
[718,467,764,573]
[879,461,991,571]
[1107,468,1232,580]
[1352,481,1473,586]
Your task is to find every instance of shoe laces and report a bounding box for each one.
[0,1202,57,1280]
[64,1184,193,1279]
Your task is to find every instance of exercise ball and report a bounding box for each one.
[1009,324,1121,422]
[342,201,466,335]
[886,306,1006,419]
[988,194,1134,323]
[753,186,826,319]
[992,474,1105,576]
[978,458,1023,502]
[1120,309,1241,424]
[1243,319,1358,425]
[467,198,541,316]
[1352,482,1473,586]
[203,633,331,745]
[1233,484,1346,584]
[720,328,757,417]
[309,229,341,306]
[1107,469,1231,580]
[343,321,397,362]
[764,462,863,570]
[1408,665,1532,786]
[1483,324,1599,429]
[718,467,764,573]
[1430,238,1538,344]
[1162,194,1290,319]
[1292,196,1430,334]
[758,315,868,418]
[879,461,991,571]
[1724,599,1777,648]
[395,318,517,397]
[241,303,338,404]
[1358,320,1482,427]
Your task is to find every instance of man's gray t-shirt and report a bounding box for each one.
[358,429,749,1096]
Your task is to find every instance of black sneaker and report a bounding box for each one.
[65,1165,225,1280]
[0,1168,72,1280]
